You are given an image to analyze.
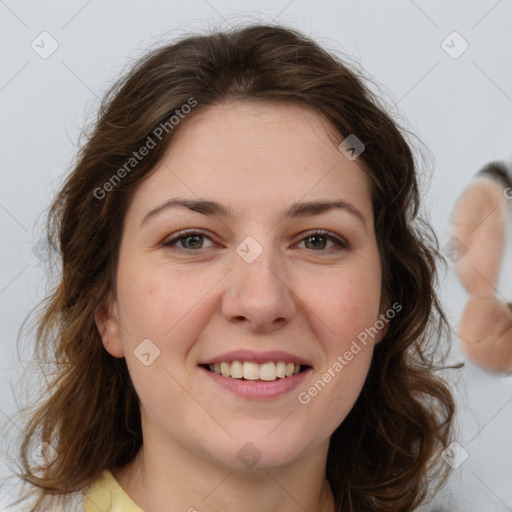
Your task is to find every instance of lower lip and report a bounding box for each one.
[199,366,311,399]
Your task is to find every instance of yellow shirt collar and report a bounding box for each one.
[83,469,145,511]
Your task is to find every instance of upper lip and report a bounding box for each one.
[199,350,312,367]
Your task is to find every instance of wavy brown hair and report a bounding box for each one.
[6,23,456,511]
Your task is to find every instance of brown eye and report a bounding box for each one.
[304,234,329,250]
[297,231,348,251]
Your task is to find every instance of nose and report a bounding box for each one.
[221,247,297,333]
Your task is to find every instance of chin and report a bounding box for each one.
[200,430,311,471]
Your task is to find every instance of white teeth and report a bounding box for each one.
[230,360,243,378]
[259,362,276,381]
[243,361,260,380]
[220,362,231,377]
[207,360,303,381]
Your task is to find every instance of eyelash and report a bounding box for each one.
[161,229,349,253]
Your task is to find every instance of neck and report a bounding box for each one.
[113,439,336,512]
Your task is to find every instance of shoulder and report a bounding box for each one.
[11,470,144,512]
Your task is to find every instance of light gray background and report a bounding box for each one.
[1,1,511,510]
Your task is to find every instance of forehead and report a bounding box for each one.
[127,100,374,226]
[170,100,341,151]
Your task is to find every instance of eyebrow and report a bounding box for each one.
[141,197,367,228]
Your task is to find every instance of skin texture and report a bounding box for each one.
[452,175,512,373]
[95,100,387,511]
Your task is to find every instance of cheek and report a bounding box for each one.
[117,261,217,341]
[116,264,214,431]
[302,261,382,345]
[115,262,226,411]
[291,261,381,430]
[294,334,373,447]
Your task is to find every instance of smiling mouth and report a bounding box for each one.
[200,361,311,381]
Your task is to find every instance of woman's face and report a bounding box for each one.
[97,100,386,470]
